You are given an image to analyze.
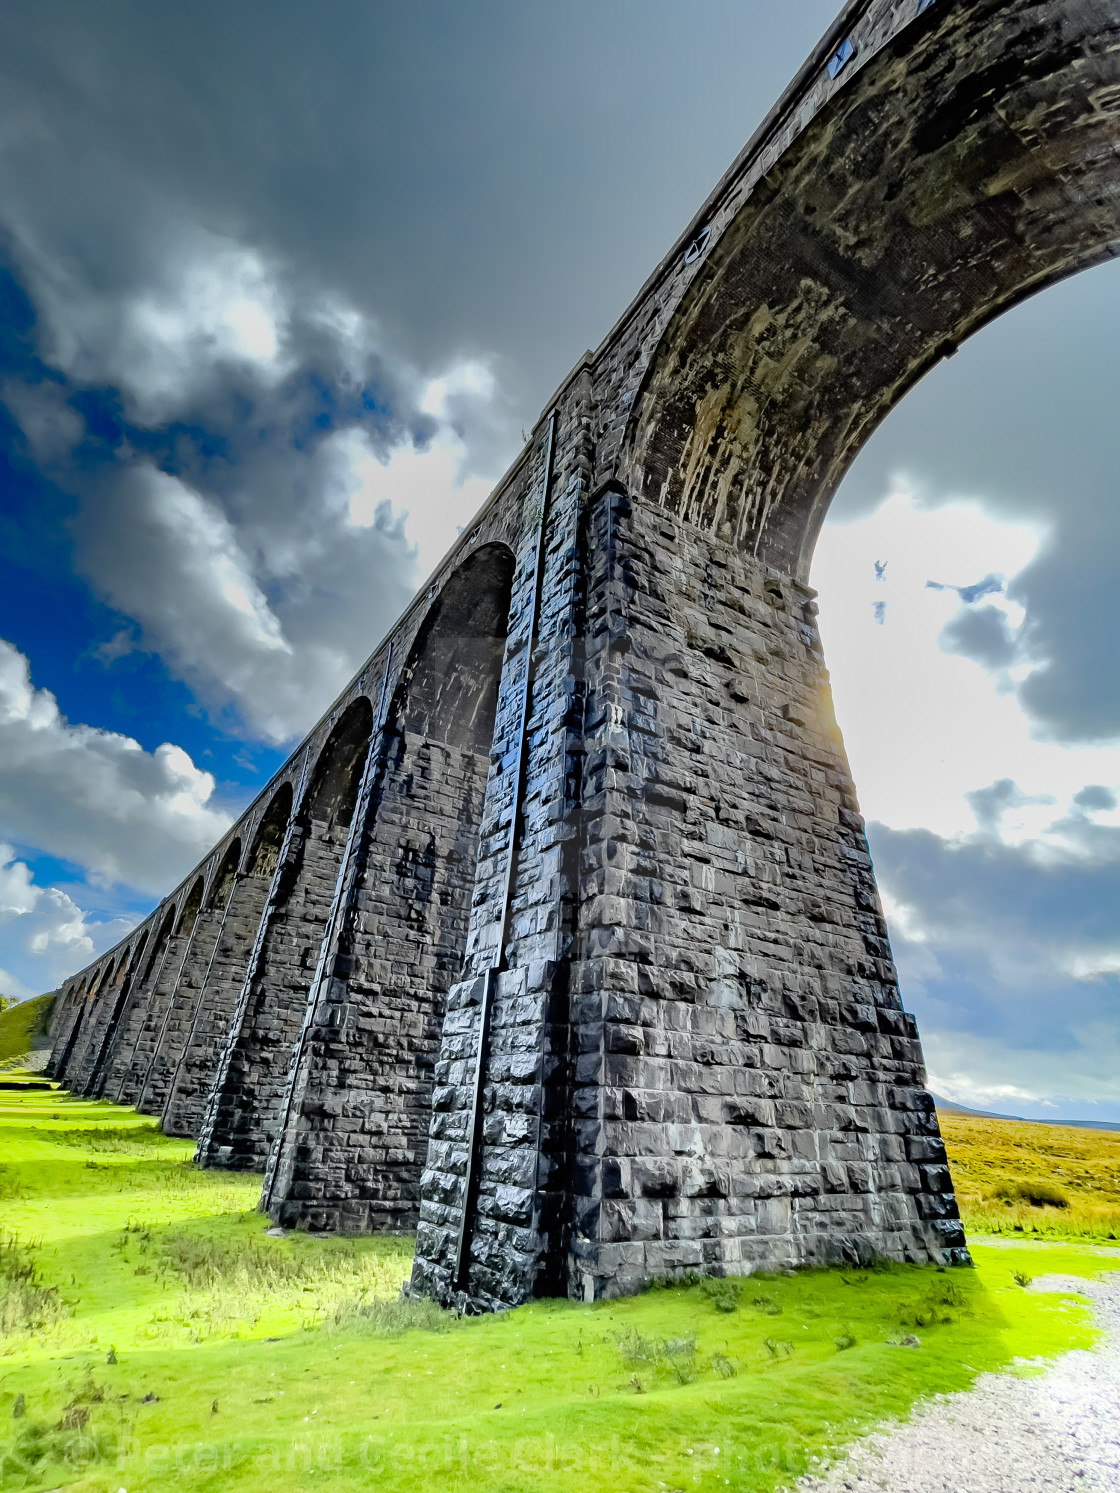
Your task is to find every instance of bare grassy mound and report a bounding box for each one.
[0,993,56,1068]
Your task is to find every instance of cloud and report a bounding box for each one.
[0,223,508,743]
[815,487,1120,1117]
[938,603,1018,670]
[925,572,1005,605]
[1074,785,1117,813]
[868,817,1120,1117]
[0,844,133,1000]
[0,636,231,893]
[831,257,1120,745]
[0,1,839,422]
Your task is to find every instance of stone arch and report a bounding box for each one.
[70,941,132,1093]
[267,541,516,1231]
[619,0,1120,582]
[128,873,218,1111]
[140,907,177,986]
[390,543,516,752]
[75,931,150,1098]
[204,839,242,913]
[161,789,296,1138]
[198,697,378,1169]
[50,972,96,1081]
[303,698,373,831]
[94,908,176,1099]
[248,783,294,877]
[175,877,205,937]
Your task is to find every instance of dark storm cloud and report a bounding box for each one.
[0,0,839,744]
[0,0,838,439]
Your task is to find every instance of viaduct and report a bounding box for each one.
[47,0,1120,1309]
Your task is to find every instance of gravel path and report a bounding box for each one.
[796,1273,1120,1493]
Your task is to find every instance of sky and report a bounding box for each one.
[0,1,1117,1122]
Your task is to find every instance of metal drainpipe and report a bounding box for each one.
[453,410,558,1293]
[261,644,395,1214]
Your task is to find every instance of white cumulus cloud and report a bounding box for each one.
[0,845,135,1001]
[0,636,230,894]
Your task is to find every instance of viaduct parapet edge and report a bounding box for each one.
[49,0,1120,1308]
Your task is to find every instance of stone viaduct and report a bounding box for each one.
[48,0,1120,1309]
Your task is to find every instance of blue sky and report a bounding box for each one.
[0,0,1117,1122]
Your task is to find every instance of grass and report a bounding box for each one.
[0,997,56,1070]
[941,1111,1120,1241]
[0,1090,1117,1492]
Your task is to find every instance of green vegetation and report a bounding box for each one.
[942,1111,1120,1241]
[0,996,56,1070]
[0,1090,1117,1492]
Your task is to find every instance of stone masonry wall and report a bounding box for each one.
[271,736,493,1231]
[116,908,204,1108]
[160,870,276,1137]
[52,0,1110,1313]
[412,386,596,1307]
[565,493,961,1297]
[135,900,232,1118]
[66,944,142,1095]
[198,818,353,1170]
[96,912,177,1101]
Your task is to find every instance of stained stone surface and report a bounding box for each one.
[49,0,1120,1310]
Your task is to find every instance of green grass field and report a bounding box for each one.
[1,1087,1118,1493]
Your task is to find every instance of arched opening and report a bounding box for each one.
[135,856,241,1116]
[619,0,1120,583]
[51,974,93,1080]
[95,907,176,1100]
[62,955,129,1087]
[163,787,295,1139]
[804,251,1120,1135]
[141,908,177,986]
[305,699,372,828]
[269,542,515,1231]
[175,877,205,937]
[204,838,242,912]
[74,933,148,1096]
[249,783,293,877]
[199,701,376,1170]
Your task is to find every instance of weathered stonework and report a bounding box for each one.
[50,0,1120,1309]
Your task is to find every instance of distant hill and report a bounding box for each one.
[930,1090,1120,1134]
[0,992,58,1069]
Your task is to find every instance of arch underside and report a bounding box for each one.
[266,543,515,1232]
[621,0,1120,581]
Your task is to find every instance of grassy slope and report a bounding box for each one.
[2,1092,1118,1491]
[0,997,56,1067]
[942,1111,1120,1241]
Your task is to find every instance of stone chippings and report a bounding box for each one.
[56,0,1120,1310]
[798,1271,1120,1493]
